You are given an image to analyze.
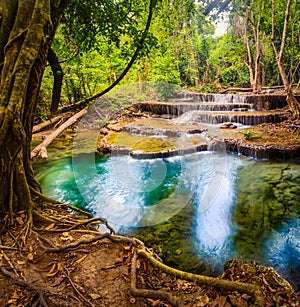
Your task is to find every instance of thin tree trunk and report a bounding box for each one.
[47,47,64,114]
[58,0,158,113]
[251,0,262,94]
[244,9,255,89]
[271,0,300,119]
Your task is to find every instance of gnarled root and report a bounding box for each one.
[130,251,183,306]
[137,248,265,307]
[0,267,48,307]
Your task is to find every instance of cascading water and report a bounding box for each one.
[33,92,298,290]
[34,150,300,290]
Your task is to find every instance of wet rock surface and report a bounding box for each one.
[97,93,300,161]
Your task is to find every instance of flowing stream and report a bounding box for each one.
[34,150,300,290]
[33,93,299,290]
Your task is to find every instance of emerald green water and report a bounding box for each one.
[34,151,300,290]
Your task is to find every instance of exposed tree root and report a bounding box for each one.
[0,249,19,277]
[2,214,296,307]
[137,248,266,307]
[30,187,65,205]
[33,231,139,254]
[0,245,19,251]
[131,251,183,307]
[30,187,92,218]
[33,209,62,225]
[32,226,265,307]
[0,267,48,307]
[34,217,115,234]
[63,265,95,307]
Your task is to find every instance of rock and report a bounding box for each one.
[99,127,109,135]
[106,123,123,132]
[220,122,237,129]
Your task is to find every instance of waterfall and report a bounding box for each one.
[193,154,243,273]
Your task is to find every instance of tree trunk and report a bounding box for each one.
[251,0,262,94]
[271,0,300,119]
[244,9,255,89]
[0,0,69,219]
[47,47,64,114]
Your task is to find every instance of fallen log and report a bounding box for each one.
[32,113,72,134]
[31,106,88,159]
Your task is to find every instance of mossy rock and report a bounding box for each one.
[131,137,175,153]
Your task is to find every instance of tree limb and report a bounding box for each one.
[32,113,71,134]
[57,0,158,113]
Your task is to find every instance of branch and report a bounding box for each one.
[31,106,88,159]
[57,0,158,113]
[32,113,71,133]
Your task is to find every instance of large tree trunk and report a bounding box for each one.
[0,0,69,219]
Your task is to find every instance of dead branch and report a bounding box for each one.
[131,251,183,307]
[137,249,265,307]
[0,267,48,307]
[32,113,71,134]
[31,106,88,159]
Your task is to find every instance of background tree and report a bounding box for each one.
[44,0,157,114]
[271,0,300,118]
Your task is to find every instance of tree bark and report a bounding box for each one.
[0,0,70,218]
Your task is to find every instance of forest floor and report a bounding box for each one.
[0,210,299,307]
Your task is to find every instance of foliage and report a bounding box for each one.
[242,129,262,140]
[38,0,300,117]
